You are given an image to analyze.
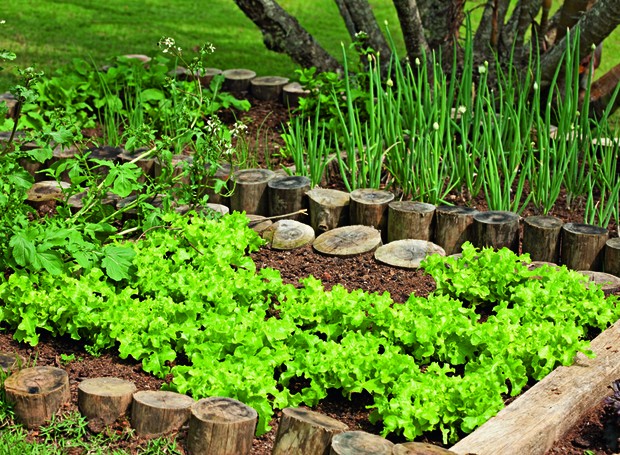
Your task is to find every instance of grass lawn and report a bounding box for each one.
[2,1,619,93]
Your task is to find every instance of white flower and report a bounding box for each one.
[432,122,440,131]
[533,82,539,91]
[158,36,181,54]
[478,65,486,75]
[0,20,6,25]
[457,105,467,115]
[415,57,421,66]
[386,78,393,87]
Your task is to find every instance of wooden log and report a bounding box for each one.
[330,431,394,455]
[522,215,564,263]
[375,240,445,269]
[230,169,276,215]
[262,219,315,250]
[246,214,273,234]
[393,442,457,454]
[0,92,18,118]
[131,390,195,437]
[434,206,478,255]
[186,396,257,455]
[0,352,23,373]
[268,175,311,221]
[3,366,70,428]
[272,407,348,455]
[250,76,290,101]
[387,201,436,242]
[604,237,620,277]
[473,211,520,252]
[560,223,609,271]
[576,270,620,295]
[283,82,310,109]
[77,377,137,431]
[349,189,395,239]
[26,180,71,212]
[222,69,256,93]
[313,225,382,257]
[450,319,620,455]
[307,188,350,233]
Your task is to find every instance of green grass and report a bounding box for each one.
[1,1,618,93]
[0,0,401,92]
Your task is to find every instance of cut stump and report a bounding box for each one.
[230,168,276,216]
[131,390,195,437]
[246,214,273,234]
[118,148,156,183]
[283,82,310,108]
[313,225,382,257]
[186,396,257,455]
[307,188,350,233]
[392,442,457,454]
[522,215,564,263]
[3,366,70,428]
[330,430,394,454]
[473,211,520,252]
[387,201,436,242]
[349,189,394,238]
[604,237,620,277]
[577,270,620,295]
[262,219,315,250]
[561,223,608,271]
[26,180,71,211]
[222,69,256,93]
[272,407,348,455]
[268,175,311,221]
[434,206,478,255]
[78,377,137,431]
[375,240,445,269]
[250,76,290,101]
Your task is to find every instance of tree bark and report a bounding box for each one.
[340,0,392,62]
[540,0,620,87]
[474,0,511,57]
[417,0,464,51]
[233,0,341,72]
[392,0,429,61]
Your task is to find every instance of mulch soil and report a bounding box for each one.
[0,94,619,454]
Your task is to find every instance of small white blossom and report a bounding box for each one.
[457,105,467,115]
[158,36,181,54]
[533,82,539,91]
[415,57,421,66]
[478,65,486,75]
[432,122,440,131]
[0,20,6,25]
[386,78,393,87]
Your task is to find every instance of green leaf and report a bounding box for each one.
[37,251,65,275]
[9,232,37,267]
[101,245,135,281]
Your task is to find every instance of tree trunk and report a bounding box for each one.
[540,0,620,87]
[233,0,341,72]
[392,0,429,61]
[339,0,392,62]
[474,0,511,57]
[417,0,464,51]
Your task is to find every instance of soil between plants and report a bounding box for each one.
[0,95,619,454]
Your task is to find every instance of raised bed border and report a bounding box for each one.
[450,318,620,455]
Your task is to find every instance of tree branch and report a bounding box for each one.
[540,0,620,86]
[340,0,392,61]
[233,0,341,72]
[392,0,429,61]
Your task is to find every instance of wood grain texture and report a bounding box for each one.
[450,319,620,455]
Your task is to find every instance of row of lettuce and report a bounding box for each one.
[0,211,618,443]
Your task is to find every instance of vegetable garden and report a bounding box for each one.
[1,14,619,455]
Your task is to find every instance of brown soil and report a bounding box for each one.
[0,95,619,454]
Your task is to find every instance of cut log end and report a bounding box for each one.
[131,390,195,437]
[78,377,137,429]
[330,430,394,455]
[375,240,445,269]
[313,225,382,257]
[262,219,315,250]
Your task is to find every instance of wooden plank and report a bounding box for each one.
[450,319,620,455]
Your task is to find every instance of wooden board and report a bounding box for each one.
[450,319,620,455]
